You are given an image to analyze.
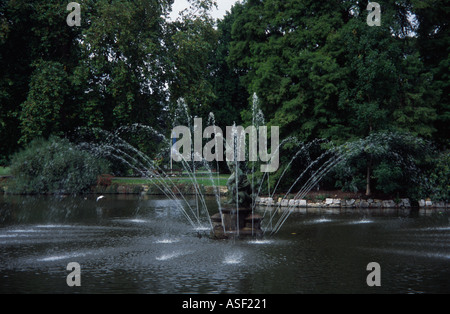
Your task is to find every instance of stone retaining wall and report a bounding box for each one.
[255,197,448,209]
[90,183,448,209]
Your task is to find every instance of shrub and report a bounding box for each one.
[418,152,449,202]
[331,131,431,197]
[9,136,110,194]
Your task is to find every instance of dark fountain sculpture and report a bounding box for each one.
[211,162,263,239]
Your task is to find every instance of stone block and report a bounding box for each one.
[401,198,411,207]
[345,199,356,207]
[360,200,369,208]
[382,200,396,208]
[299,199,307,207]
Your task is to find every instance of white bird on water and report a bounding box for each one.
[96,195,105,202]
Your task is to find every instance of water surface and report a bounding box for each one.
[0,195,449,293]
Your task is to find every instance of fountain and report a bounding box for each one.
[211,161,263,239]
[2,97,450,294]
[73,95,355,240]
[74,92,404,242]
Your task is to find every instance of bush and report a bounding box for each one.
[330,131,432,197]
[9,136,110,194]
[418,152,449,202]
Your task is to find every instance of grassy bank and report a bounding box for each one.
[0,167,11,176]
[91,174,229,195]
[112,175,228,187]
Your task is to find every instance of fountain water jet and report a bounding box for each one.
[75,95,367,239]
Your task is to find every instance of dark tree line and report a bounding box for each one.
[0,0,448,198]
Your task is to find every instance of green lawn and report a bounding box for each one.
[0,167,11,176]
[0,167,228,186]
[112,175,228,187]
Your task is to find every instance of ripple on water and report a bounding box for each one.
[7,229,40,233]
[118,219,149,224]
[156,251,186,261]
[247,239,275,245]
[348,219,373,224]
[154,238,180,244]
[305,218,332,224]
[35,224,74,228]
[37,252,87,262]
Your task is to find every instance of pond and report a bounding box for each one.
[0,194,449,294]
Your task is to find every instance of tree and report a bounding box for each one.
[413,0,450,148]
[210,3,249,129]
[227,0,441,196]
[18,60,69,143]
[166,0,219,123]
[228,0,359,141]
[74,0,172,130]
[333,2,438,195]
[333,131,432,198]
[1,0,178,164]
[0,0,82,159]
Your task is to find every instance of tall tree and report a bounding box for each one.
[413,0,450,148]
[1,0,176,162]
[0,0,81,158]
[166,0,219,124]
[19,60,69,143]
[210,2,249,129]
[74,0,172,130]
[228,0,349,140]
[227,0,441,195]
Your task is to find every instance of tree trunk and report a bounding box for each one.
[366,157,372,196]
[366,124,373,196]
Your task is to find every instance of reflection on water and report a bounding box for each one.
[0,194,449,293]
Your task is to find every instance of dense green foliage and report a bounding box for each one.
[226,0,448,198]
[9,137,109,194]
[0,0,448,198]
[418,152,450,201]
[331,131,432,196]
